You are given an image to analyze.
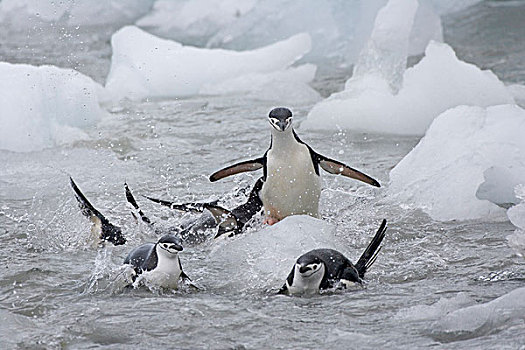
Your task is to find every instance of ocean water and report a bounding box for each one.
[1,1,525,349]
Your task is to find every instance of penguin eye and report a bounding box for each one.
[269,118,279,125]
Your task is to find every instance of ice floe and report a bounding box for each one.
[389,104,525,221]
[104,26,317,104]
[208,215,342,291]
[303,0,513,135]
[0,62,105,152]
[507,185,525,257]
[434,287,525,337]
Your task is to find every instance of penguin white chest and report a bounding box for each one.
[142,254,181,289]
[287,265,325,295]
[262,143,321,220]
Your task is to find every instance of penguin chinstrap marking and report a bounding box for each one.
[279,219,387,296]
[123,234,191,289]
[143,178,264,239]
[70,177,126,246]
[209,107,380,225]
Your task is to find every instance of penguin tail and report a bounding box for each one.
[70,177,126,246]
[124,183,152,225]
[355,219,387,278]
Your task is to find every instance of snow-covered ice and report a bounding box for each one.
[303,0,513,135]
[0,0,153,27]
[208,215,342,291]
[389,104,525,221]
[0,62,106,153]
[104,26,317,104]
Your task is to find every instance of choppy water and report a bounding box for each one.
[2,1,525,349]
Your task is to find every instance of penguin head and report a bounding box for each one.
[268,107,293,132]
[295,255,325,279]
[156,234,183,257]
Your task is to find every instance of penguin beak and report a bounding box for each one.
[299,265,310,274]
[276,120,288,131]
[174,243,183,252]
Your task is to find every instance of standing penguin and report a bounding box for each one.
[210,107,380,224]
[124,234,191,289]
[279,219,387,295]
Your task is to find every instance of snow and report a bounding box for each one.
[104,26,317,104]
[389,104,525,222]
[0,0,153,27]
[0,62,106,153]
[303,0,513,135]
[136,0,257,46]
[208,215,342,291]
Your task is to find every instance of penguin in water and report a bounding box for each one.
[142,177,264,238]
[123,234,191,289]
[279,219,387,296]
[70,177,126,246]
[209,107,380,225]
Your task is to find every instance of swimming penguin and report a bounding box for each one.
[124,234,191,289]
[70,177,126,246]
[278,219,387,296]
[209,107,380,224]
[143,177,264,238]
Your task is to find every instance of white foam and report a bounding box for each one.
[208,215,342,291]
[389,104,525,221]
[0,62,106,153]
[104,26,316,103]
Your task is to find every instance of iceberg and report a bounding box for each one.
[208,215,343,291]
[303,0,513,135]
[104,26,317,103]
[136,0,257,47]
[0,0,153,27]
[0,62,106,153]
[389,104,525,221]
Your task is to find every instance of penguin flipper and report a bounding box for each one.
[317,155,380,188]
[70,177,126,246]
[125,183,152,224]
[355,219,387,278]
[209,157,265,182]
[143,195,211,213]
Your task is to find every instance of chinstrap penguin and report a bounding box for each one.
[124,234,191,289]
[70,177,126,246]
[209,107,380,224]
[279,219,387,296]
[143,177,264,238]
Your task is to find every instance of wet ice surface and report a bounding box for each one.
[2,2,525,349]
